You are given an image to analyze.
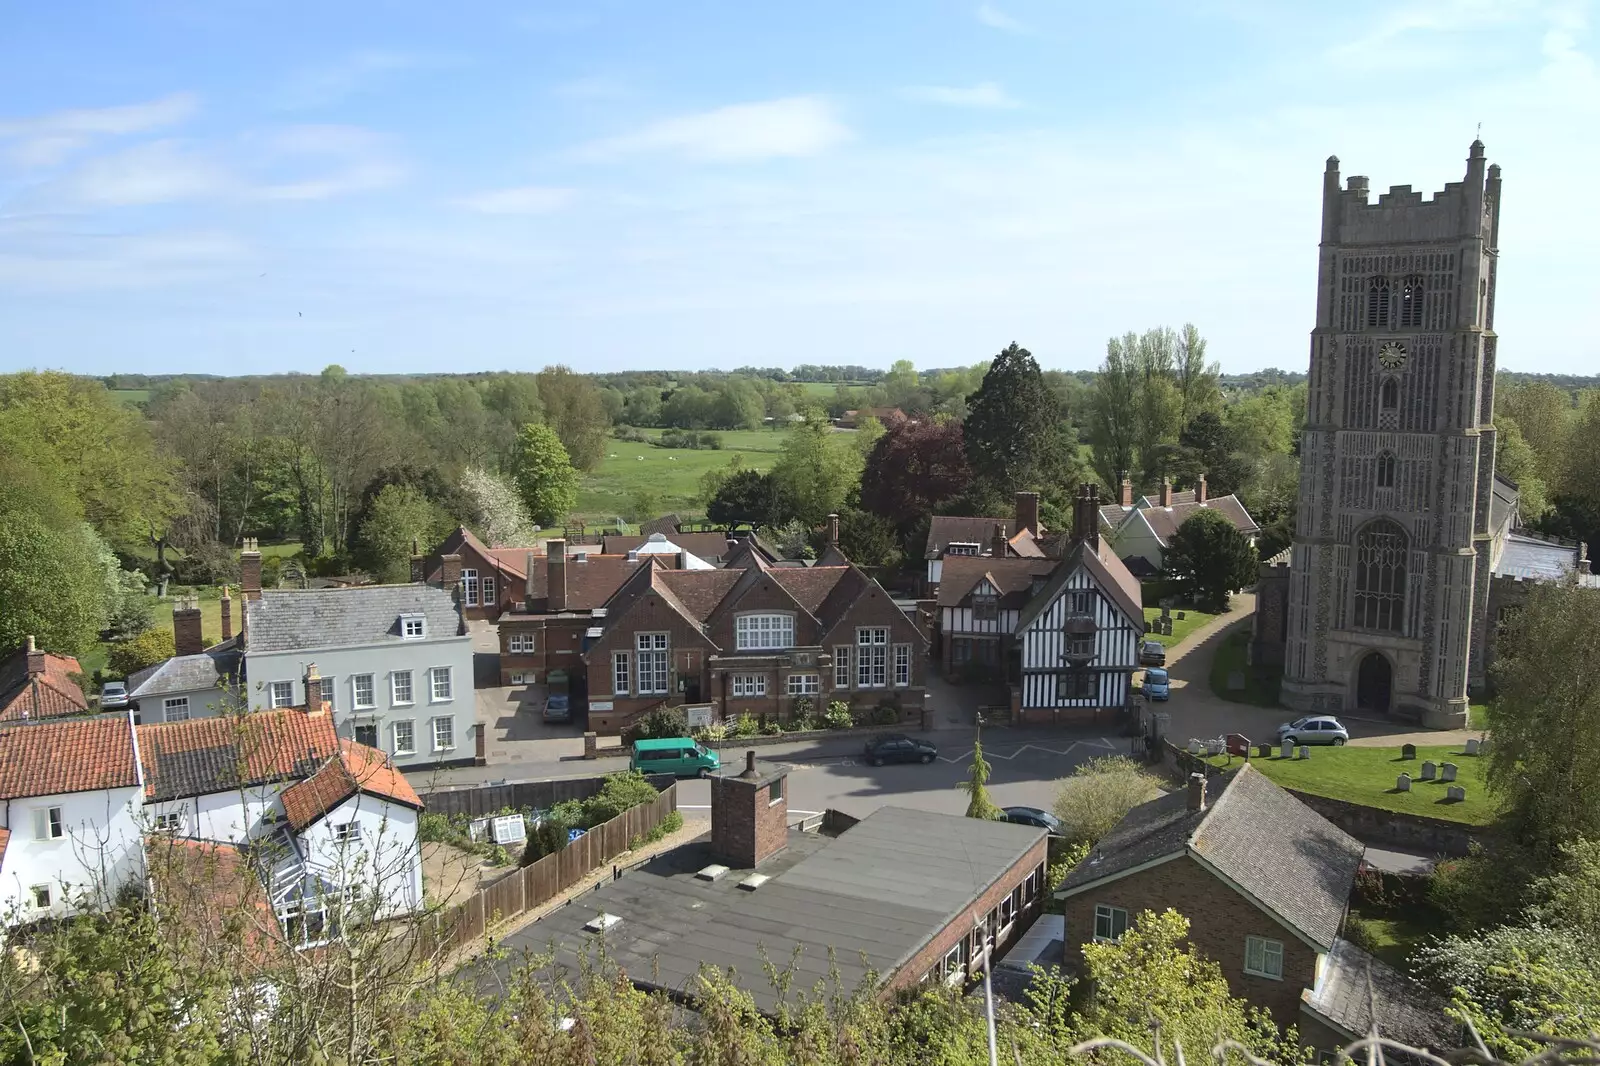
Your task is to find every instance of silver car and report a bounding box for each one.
[1278,715,1349,746]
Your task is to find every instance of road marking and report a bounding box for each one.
[937,736,1117,764]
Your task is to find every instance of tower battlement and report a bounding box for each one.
[1321,143,1499,246]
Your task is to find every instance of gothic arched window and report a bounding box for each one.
[1367,277,1391,329]
[1376,451,1396,488]
[1380,377,1399,410]
[1399,275,1424,329]
[1353,519,1407,632]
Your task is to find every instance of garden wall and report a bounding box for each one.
[419,773,676,819]
[1281,788,1478,857]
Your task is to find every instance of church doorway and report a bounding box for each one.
[1356,652,1392,714]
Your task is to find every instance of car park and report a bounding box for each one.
[863,734,938,766]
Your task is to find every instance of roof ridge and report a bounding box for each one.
[1185,764,1247,846]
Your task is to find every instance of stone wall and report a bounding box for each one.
[1282,788,1476,856]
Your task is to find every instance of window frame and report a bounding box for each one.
[613,651,631,696]
[1380,377,1399,410]
[462,568,479,607]
[507,632,534,654]
[331,821,361,845]
[431,716,455,752]
[401,614,426,639]
[1069,631,1095,658]
[152,811,183,833]
[1068,590,1094,615]
[636,633,669,695]
[1057,671,1097,701]
[857,628,888,688]
[319,675,336,710]
[1352,519,1408,633]
[894,644,910,687]
[833,645,851,688]
[391,670,414,706]
[352,673,375,710]
[34,805,64,841]
[787,673,820,696]
[1244,935,1285,980]
[269,681,294,708]
[734,613,796,651]
[162,696,190,722]
[1375,450,1396,489]
[353,722,379,748]
[429,666,453,702]
[392,719,416,756]
[731,674,768,698]
[971,593,999,622]
[482,575,496,606]
[1367,276,1391,329]
[30,884,51,910]
[1093,904,1128,943]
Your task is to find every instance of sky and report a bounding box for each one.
[1,1,1596,377]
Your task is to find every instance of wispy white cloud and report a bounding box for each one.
[0,92,199,167]
[273,51,432,110]
[579,96,850,162]
[452,185,576,214]
[45,139,229,206]
[975,4,1028,33]
[551,76,632,101]
[899,82,1020,108]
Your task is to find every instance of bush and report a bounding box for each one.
[613,425,650,443]
[824,701,854,729]
[761,718,783,735]
[107,628,176,678]
[585,771,662,824]
[658,429,723,450]
[1342,914,1381,955]
[631,706,688,742]
[732,712,760,738]
[1052,756,1163,847]
[1429,844,1530,931]
[871,702,899,726]
[169,540,239,587]
[691,723,728,743]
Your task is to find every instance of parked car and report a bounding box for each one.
[542,692,571,723]
[1142,668,1170,701]
[1277,716,1349,746]
[1138,640,1166,666]
[1001,806,1064,835]
[863,734,938,766]
[630,737,721,777]
[100,681,128,709]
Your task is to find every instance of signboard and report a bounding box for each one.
[568,828,587,843]
[491,814,527,845]
[589,701,614,712]
[686,704,713,729]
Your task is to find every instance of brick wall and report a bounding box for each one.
[710,763,789,868]
[1061,854,1322,1025]
[498,616,589,686]
[885,837,1049,996]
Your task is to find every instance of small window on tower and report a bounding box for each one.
[1399,276,1424,328]
[1367,277,1391,329]
[1380,378,1399,410]
[1376,451,1396,489]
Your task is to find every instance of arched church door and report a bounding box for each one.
[1356,652,1392,714]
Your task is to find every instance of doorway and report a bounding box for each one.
[1356,652,1392,713]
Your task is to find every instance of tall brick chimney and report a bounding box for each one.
[1080,484,1101,551]
[173,597,204,657]
[1187,772,1207,811]
[710,750,789,868]
[304,663,324,716]
[524,552,537,608]
[1014,491,1040,537]
[24,635,45,676]
[1196,474,1208,504]
[990,522,1008,559]
[220,587,233,642]
[1120,473,1133,508]
[1159,478,1173,507]
[547,540,567,612]
[239,539,262,601]
[827,513,840,546]
[439,553,462,594]
[1578,541,1590,576]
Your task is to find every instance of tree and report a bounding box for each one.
[829,509,902,570]
[459,466,539,546]
[859,419,973,532]
[1174,323,1222,429]
[1494,416,1549,519]
[1485,582,1600,858]
[537,365,611,471]
[358,485,450,583]
[1087,333,1142,488]
[107,627,176,677]
[1052,755,1162,846]
[510,423,580,527]
[0,514,111,657]
[1162,508,1258,611]
[959,738,1003,820]
[707,469,778,527]
[1496,379,1573,495]
[769,416,862,528]
[963,343,1065,499]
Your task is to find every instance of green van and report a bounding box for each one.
[630,737,721,777]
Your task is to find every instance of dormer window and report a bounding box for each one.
[972,593,998,622]
[401,615,426,640]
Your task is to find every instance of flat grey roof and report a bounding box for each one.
[474,806,1044,1015]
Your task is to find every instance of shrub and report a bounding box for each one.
[761,718,783,736]
[657,429,723,450]
[585,770,661,823]
[107,628,176,678]
[824,701,854,729]
[871,702,899,726]
[631,706,688,742]
[1342,914,1381,954]
[691,723,728,743]
[1429,844,1530,931]
[1052,756,1163,847]
[732,712,760,738]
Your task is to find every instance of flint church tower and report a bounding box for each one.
[1282,142,1503,728]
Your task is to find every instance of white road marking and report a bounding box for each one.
[937,736,1117,764]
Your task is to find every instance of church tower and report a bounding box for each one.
[1282,142,1502,728]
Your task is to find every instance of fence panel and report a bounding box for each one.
[420,774,677,820]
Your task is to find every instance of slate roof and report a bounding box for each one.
[1120,554,1161,580]
[126,638,243,701]
[936,556,1058,609]
[244,584,464,654]
[281,740,423,830]
[0,640,89,723]
[1059,766,1364,951]
[1494,532,1599,586]
[1098,503,1134,531]
[1303,937,1462,1049]
[1134,495,1260,545]
[482,807,1044,1015]
[0,715,140,799]
[1490,474,1519,540]
[136,709,340,801]
[926,516,1016,559]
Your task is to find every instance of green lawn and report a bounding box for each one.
[1468,702,1489,729]
[1345,905,1447,970]
[576,428,793,522]
[110,388,149,405]
[1142,606,1220,648]
[1210,744,1498,825]
[795,382,871,399]
[1208,629,1282,706]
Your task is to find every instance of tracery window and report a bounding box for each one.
[1399,275,1424,329]
[1367,277,1391,329]
[1375,451,1396,489]
[1380,377,1399,410]
[1353,520,1407,632]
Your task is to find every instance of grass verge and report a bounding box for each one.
[1142,606,1220,648]
[1207,629,1281,706]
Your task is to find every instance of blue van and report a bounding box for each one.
[1143,668,1170,701]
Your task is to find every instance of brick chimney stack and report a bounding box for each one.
[409,538,427,583]
[1014,492,1040,537]
[710,750,789,868]
[24,635,45,676]
[304,663,324,716]
[173,597,204,657]
[1187,772,1207,811]
[239,538,262,601]
[1578,541,1591,576]
[439,553,462,595]
[1083,484,1100,551]
[219,587,233,642]
[990,522,1008,559]
[1196,474,1208,504]
[827,513,840,546]
[1159,478,1173,507]
[547,540,568,612]
[1120,474,1133,508]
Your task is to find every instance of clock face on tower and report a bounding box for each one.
[1377,342,1409,371]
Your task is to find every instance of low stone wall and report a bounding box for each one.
[1282,788,1478,857]
[707,724,904,751]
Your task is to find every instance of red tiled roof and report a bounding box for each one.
[136,709,341,801]
[655,569,742,621]
[281,740,423,830]
[769,566,852,614]
[936,556,1058,608]
[0,642,89,723]
[0,715,139,799]
[145,836,283,963]
[520,553,651,613]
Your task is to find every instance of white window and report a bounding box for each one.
[432,716,455,751]
[354,723,378,747]
[462,568,479,606]
[483,576,496,606]
[1245,936,1284,980]
[507,632,534,654]
[636,633,669,695]
[319,675,336,710]
[834,645,851,688]
[392,720,416,755]
[509,672,526,684]
[332,822,360,845]
[1093,904,1128,943]
[613,652,630,696]
[163,697,190,722]
[732,675,768,698]
[352,673,375,710]
[894,644,910,688]
[857,628,888,688]
[392,671,414,705]
[735,614,795,651]
[401,615,426,639]
[278,898,333,949]
[33,806,64,840]
[30,885,51,910]
[269,681,294,708]
[152,812,183,833]
[787,673,820,695]
[429,666,453,701]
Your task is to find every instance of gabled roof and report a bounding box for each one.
[280,740,423,830]
[1120,553,1161,580]
[0,640,89,723]
[1134,495,1260,546]
[1058,766,1363,951]
[136,709,341,802]
[145,836,284,963]
[603,531,733,564]
[652,567,743,622]
[936,556,1058,609]
[245,584,464,654]
[770,566,854,615]
[1303,937,1461,1049]
[0,715,140,799]
[926,515,1015,559]
[126,638,243,701]
[512,553,651,616]
[1098,503,1134,532]
[1015,538,1144,634]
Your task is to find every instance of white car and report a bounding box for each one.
[1277,716,1349,746]
[100,681,129,709]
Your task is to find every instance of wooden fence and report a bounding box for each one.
[416,783,678,959]
[419,773,675,819]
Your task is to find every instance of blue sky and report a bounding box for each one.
[1,0,1596,376]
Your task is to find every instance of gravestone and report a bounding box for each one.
[1420,761,1436,781]
[1280,743,1295,760]
[1205,739,1225,757]
[1227,671,1246,691]
[1396,774,1411,792]
[1145,620,1154,633]
[1188,740,1203,755]
[1160,618,1173,636]
[1257,743,1274,758]
[1161,606,1171,618]
[1447,785,1466,802]
[1177,611,1186,620]
[1441,762,1458,782]
[1297,745,1310,759]
[1400,743,1417,760]
[1465,738,1481,756]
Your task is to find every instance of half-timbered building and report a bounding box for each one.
[935,555,1057,680]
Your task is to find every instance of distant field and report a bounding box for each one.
[575,428,792,522]
[111,389,150,405]
[795,381,871,399]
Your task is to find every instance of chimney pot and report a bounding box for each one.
[991,522,1008,559]
[239,542,263,602]
[24,635,46,676]
[745,750,757,777]
[827,513,840,546]
[220,587,233,642]
[1120,474,1133,508]
[1187,772,1207,811]
[1196,474,1208,504]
